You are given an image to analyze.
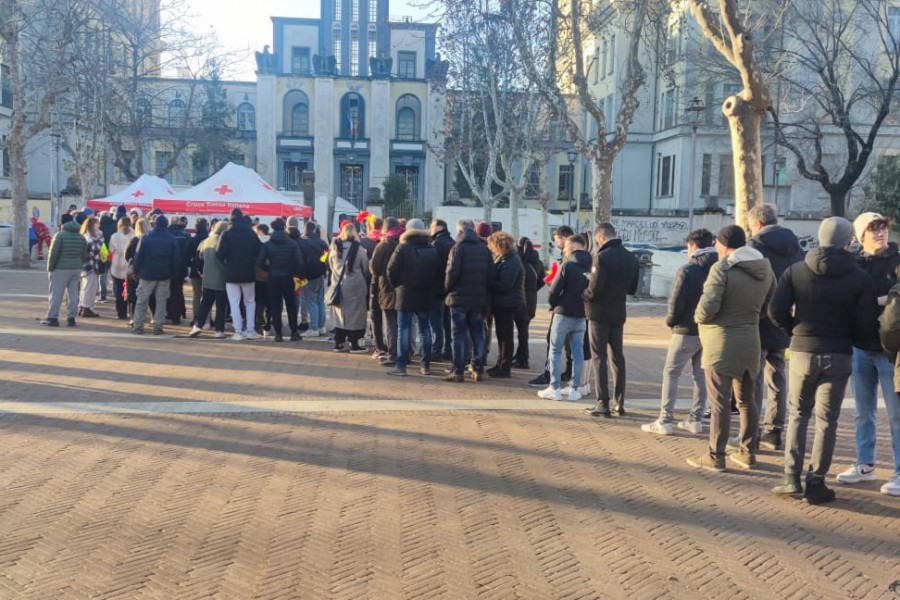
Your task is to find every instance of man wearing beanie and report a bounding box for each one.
[132,214,180,335]
[687,224,775,472]
[835,211,900,495]
[768,217,876,503]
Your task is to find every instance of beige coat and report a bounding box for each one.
[695,246,776,379]
[108,230,136,280]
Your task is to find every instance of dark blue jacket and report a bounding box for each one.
[134,226,180,281]
[258,230,304,278]
[431,228,455,297]
[548,250,591,318]
[445,228,493,311]
[583,238,640,324]
[748,224,804,349]
[490,251,526,310]
[216,219,263,284]
[666,248,718,336]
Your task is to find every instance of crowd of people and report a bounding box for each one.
[35,202,900,503]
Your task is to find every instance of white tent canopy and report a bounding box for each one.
[86,174,174,212]
[153,162,312,218]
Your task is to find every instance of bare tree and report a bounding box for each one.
[687,0,771,229]
[770,0,900,217]
[0,0,91,268]
[508,0,670,225]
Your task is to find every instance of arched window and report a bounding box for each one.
[135,98,152,126]
[395,94,420,140]
[341,92,365,138]
[167,99,185,125]
[236,102,255,131]
[282,90,310,136]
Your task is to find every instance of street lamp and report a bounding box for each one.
[566,148,577,228]
[685,96,706,233]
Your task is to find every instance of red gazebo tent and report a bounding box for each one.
[152,163,312,218]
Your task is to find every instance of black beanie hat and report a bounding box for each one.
[716,224,746,249]
[271,218,286,232]
[230,208,243,221]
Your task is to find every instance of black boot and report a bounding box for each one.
[585,400,611,418]
[611,402,625,416]
[804,471,836,505]
[759,429,783,451]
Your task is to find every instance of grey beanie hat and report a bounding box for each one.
[406,218,426,231]
[818,216,853,249]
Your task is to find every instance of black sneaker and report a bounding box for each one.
[290,331,302,341]
[66,317,76,327]
[585,402,611,417]
[40,318,59,327]
[528,372,551,388]
[298,322,310,333]
[804,479,836,505]
[701,408,711,423]
[274,334,284,342]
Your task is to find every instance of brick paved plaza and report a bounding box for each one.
[0,267,898,599]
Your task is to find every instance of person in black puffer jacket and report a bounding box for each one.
[537,235,591,401]
[747,204,805,449]
[642,229,718,435]
[258,218,305,342]
[166,217,191,324]
[361,217,386,355]
[185,218,209,326]
[370,217,403,364]
[98,212,117,302]
[487,231,525,378]
[216,208,263,339]
[514,237,545,369]
[298,221,329,336]
[430,219,456,361]
[386,219,439,376]
[769,217,877,502]
[445,220,494,381]
[132,215,180,335]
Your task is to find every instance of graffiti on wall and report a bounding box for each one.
[611,217,688,246]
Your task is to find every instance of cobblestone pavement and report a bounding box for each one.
[0,267,898,599]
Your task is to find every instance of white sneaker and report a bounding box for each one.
[188,325,203,338]
[880,474,900,496]
[319,328,328,336]
[836,463,877,484]
[641,420,673,435]
[677,420,703,434]
[213,331,225,339]
[577,384,591,397]
[561,386,581,402]
[245,330,261,340]
[537,386,562,401]
[230,333,245,341]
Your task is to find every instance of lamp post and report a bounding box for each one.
[685,96,706,233]
[566,148,577,228]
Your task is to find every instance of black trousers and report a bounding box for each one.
[112,276,127,319]
[513,307,530,365]
[371,296,387,352]
[267,276,298,336]
[196,288,227,332]
[255,280,270,331]
[589,321,626,405]
[166,277,186,322]
[384,309,398,360]
[492,308,515,374]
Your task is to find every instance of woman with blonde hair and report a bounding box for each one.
[79,216,104,318]
[487,231,526,378]
[108,217,135,320]
[124,218,150,325]
[189,220,230,339]
[328,223,370,352]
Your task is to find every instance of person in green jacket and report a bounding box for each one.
[41,214,88,327]
[687,224,776,473]
[188,221,229,338]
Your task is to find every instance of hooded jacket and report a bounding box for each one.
[370,232,401,310]
[666,247,718,336]
[583,238,640,324]
[47,221,87,272]
[748,224,804,349]
[445,228,493,310]
[431,228,456,297]
[198,223,228,291]
[185,229,209,279]
[134,220,180,281]
[695,246,776,379]
[216,218,263,284]
[548,249,591,318]
[490,250,526,310]
[99,215,117,247]
[769,246,876,355]
[258,230,305,279]
[387,229,439,312]
[856,242,900,351]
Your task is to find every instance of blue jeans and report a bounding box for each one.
[398,310,432,370]
[303,276,326,330]
[851,347,900,474]
[451,307,485,374]
[549,315,585,390]
[429,297,451,357]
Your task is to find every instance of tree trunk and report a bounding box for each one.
[592,157,612,225]
[830,190,846,217]
[509,186,521,239]
[725,93,764,231]
[9,138,30,268]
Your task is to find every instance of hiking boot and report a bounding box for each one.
[40,318,59,327]
[759,430,783,451]
[835,463,876,484]
[528,372,550,388]
[804,475,836,505]
[687,455,726,473]
[641,420,673,435]
[585,401,611,417]
[772,474,803,495]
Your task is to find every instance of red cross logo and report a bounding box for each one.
[131,190,144,198]
[214,184,233,196]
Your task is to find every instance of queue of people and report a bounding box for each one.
[36,203,900,502]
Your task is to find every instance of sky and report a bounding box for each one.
[186,0,431,80]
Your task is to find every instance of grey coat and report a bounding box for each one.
[199,224,228,291]
[329,240,370,331]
